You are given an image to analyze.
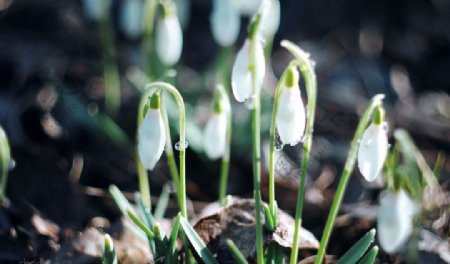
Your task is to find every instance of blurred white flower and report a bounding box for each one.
[82,0,109,21]
[138,105,166,170]
[156,10,183,65]
[230,0,261,16]
[357,122,388,181]
[231,39,265,102]
[120,0,144,39]
[173,0,191,30]
[204,112,227,159]
[276,67,305,146]
[210,0,240,47]
[378,190,418,253]
[262,0,280,38]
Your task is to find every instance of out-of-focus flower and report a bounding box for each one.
[82,0,110,21]
[173,0,190,30]
[231,39,265,102]
[230,0,261,16]
[156,3,183,66]
[204,112,227,159]
[120,0,145,39]
[276,66,306,146]
[262,0,280,38]
[210,0,240,47]
[378,190,418,253]
[357,110,388,181]
[138,93,166,170]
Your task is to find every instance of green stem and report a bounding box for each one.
[0,127,10,204]
[280,40,318,264]
[218,85,232,206]
[145,82,187,217]
[315,94,385,264]
[268,61,299,228]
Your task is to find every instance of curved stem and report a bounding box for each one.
[145,82,187,217]
[268,61,300,228]
[280,40,318,264]
[218,85,232,206]
[314,94,385,264]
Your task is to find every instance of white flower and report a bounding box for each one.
[357,122,388,181]
[262,0,280,38]
[156,12,183,66]
[120,0,144,39]
[210,0,240,47]
[173,0,191,30]
[204,112,227,159]
[276,68,306,146]
[82,0,109,21]
[378,190,417,253]
[138,108,166,170]
[231,39,265,102]
[230,0,261,16]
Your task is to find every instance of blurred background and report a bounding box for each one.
[0,0,449,263]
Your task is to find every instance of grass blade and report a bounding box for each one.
[336,229,376,264]
[102,234,118,264]
[179,216,218,264]
[226,239,248,264]
[154,183,171,219]
[357,246,378,264]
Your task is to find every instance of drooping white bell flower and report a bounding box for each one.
[231,39,265,102]
[230,0,261,16]
[155,4,183,66]
[262,0,280,38]
[120,0,144,39]
[210,0,240,47]
[357,114,389,181]
[378,189,418,253]
[276,67,306,146]
[138,93,166,170]
[204,112,227,159]
[172,0,191,30]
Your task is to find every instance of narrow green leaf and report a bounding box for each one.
[226,239,249,264]
[127,208,155,239]
[109,185,133,216]
[264,204,275,231]
[179,216,218,264]
[154,183,171,219]
[102,234,118,264]
[0,126,11,203]
[433,152,445,179]
[357,246,378,264]
[165,214,181,263]
[337,229,376,264]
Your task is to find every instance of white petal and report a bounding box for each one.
[262,0,280,37]
[211,0,240,46]
[231,40,266,102]
[120,0,144,39]
[138,109,166,170]
[357,122,388,181]
[276,86,306,146]
[156,15,183,66]
[172,0,191,30]
[204,112,227,159]
[378,190,416,253]
[230,0,261,16]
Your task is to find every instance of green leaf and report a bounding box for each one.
[0,126,11,203]
[336,229,376,264]
[154,183,171,219]
[357,246,378,264]
[264,204,275,231]
[102,234,118,264]
[165,214,181,264]
[433,152,445,179]
[179,216,218,264]
[127,208,155,239]
[226,239,248,264]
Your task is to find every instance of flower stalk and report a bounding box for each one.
[0,126,11,204]
[280,40,318,264]
[315,94,385,264]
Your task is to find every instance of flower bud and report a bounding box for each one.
[276,67,306,146]
[231,39,265,102]
[378,190,417,253]
[262,0,280,38]
[156,4,183,66]
[120,0,145,39]
[357,120,388,181]
[210,0,240,47]
[138,93,166,170]
[204,111,227,160]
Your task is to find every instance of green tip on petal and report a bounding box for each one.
[213,90,223,113]
[247,13,261,40]
[150,92,161,110]
[285,66,299,88]
[373,105,385,124]
[160,1,176,18]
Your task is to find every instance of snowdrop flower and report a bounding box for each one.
[210,0,240,47]
[204,103,227,159]
[156,2,183,66]
[231,39,265,102]
[173,0,190,30]
[357,106,388,181]
[138,93,166,170]
[82,0,109,21]
[120,0,144,39]
[378,189,418,253]
[276,66,306,146]
[262,0,280,38]
[230,0,261,16]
